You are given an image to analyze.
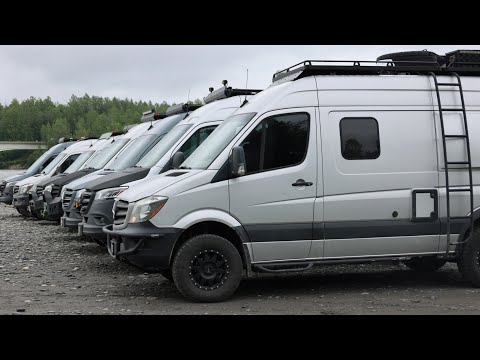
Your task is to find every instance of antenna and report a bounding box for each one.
[242,68,249,107]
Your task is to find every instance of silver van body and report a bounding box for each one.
[105,58,480,301]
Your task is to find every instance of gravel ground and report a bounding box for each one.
[1,198,480,314]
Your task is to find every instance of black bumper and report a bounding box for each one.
[80,199,115,241]
[0,184,13,205]
[104,223,182,271]
[43,191,63,221]
[29,193,43,214]
[13,194,30,208]
[61,210,83,229]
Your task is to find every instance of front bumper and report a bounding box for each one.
[80,198,115,241]
[61,209,83,230]
[29,192,43,215]
[0,184,14,204]
[43,191,63,221]
[104,223,182,271]
[13,194,30,208]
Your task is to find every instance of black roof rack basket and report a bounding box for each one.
[272,49,480,84]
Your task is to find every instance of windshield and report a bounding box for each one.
[64,151,94,174]
[136,124,193,168]
[81,139,129,170]
[25,150,56,174]
[108,135,160,171]
[42,152,67,174]
[182,113,256,170]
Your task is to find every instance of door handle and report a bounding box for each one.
[292,179,313,187]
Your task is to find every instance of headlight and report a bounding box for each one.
[44,184,53,193]
[94,187,128,200]
[129,196,168,224]
[19,184,34,194]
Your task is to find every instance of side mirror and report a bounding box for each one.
[230,146,246,178]
[172,151,185,169]
[55,165,62,175]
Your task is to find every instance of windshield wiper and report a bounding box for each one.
[179,166,191,170]
[132,165,142,168]
[104,168,114,171]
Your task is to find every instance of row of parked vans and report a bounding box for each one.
[2,49,480,302]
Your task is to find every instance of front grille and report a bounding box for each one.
[113,200,129,226]
[62,188,73,209]
[51,184,61,198]
[13,185,19,195]
[36,185,44,197]
[80,190,93,215]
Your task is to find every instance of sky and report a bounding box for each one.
[1,45,480,106]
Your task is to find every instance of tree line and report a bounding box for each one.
[0,94,203,168]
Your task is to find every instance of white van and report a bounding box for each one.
[13,138,102,216]
[104,50,480,302]
[78,84,261,243]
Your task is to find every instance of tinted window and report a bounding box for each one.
[179,126,217,158]
[340,118,380,160]
[38,155,56,173]
[60,154,80,173]
[240,113,309,174]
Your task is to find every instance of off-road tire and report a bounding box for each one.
[403,256,446,272]
[16,206,30,217]
[457,226,480,287]
[172,234,243,303]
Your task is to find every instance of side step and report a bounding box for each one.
[253,263,314,273]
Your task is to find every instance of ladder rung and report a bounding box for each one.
[447,161,470,165]
[445,134,467,138]
[437,83,461,87]
[441,108,465,112]
[450,216,472,220]
[448,188,472,193]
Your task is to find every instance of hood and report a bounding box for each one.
[87,167,150,191]
[118,169,202,202]
[15,174,48,187]
[63,170,111,191]
[3,173,30,183]
[37,168,96,188]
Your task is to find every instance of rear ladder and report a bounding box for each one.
[429,72,474,256]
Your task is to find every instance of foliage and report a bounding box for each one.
[0,95,203,166]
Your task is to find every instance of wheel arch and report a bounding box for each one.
[169,210,252,276]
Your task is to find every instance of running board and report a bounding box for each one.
[253,263,314,273]
[252,254,458,273]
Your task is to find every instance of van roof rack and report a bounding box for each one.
[272,50,480,84]
[204,80,262,104]
[58,137,78,143]
[99,132,112,140]
[166,103,203,117]
[141,109,169,123]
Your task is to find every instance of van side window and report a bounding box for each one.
[241,113,310,174]
[60,154,80,173]
[179,125,217,158]
[38,155,57,172]
[340,118,380,160]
